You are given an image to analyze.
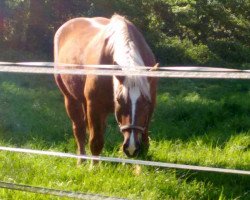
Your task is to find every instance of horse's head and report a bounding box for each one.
[114,74,154,157]
[104,15,158,157]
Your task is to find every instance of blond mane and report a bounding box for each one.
[106,15,151,100]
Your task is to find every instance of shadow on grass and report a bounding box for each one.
[1,74,250,153]
[145,78,250,198]
[184,171,250,200]
[0,73,124,153]
[150,78,250,145]
[0,74,72,148]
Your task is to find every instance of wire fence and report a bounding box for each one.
[1,61,250,79]
[0,181,126,200]
[1,146,249,175]
[0,61,250,198]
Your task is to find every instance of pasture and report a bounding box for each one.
[0,72,249,199]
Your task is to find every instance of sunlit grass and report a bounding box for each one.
[0,74,249,199]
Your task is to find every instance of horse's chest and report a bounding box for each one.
[84,76,114,112]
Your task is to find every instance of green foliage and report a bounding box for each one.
[155,36,218,65]
[0,48,48,62]
[208,40,250,68]
[0,0,249,66]
[138,0,250,66]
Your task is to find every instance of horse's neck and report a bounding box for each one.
[105,17,145,68]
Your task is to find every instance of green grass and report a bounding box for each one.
[0,73,249,199]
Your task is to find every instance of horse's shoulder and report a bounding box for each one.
[54,17,108,60]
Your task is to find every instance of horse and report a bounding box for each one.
[54,14,158,164]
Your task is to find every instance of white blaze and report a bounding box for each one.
[128,131,136,155]
[130,86,140,124]
[126,86,140,155]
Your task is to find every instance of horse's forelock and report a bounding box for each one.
[124,77,151,101]
[113,76,151,103]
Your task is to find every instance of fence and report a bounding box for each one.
[1,61,250,79]
[0,62,250,199]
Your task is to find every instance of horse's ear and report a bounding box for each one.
[149,63,159,71]
[148,63,159,83]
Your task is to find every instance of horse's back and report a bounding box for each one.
[55,17,109,64]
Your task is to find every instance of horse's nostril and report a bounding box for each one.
[133,148,140,157]
[123,142,129,150]
[136,141,141,147]
[123,145,140,157]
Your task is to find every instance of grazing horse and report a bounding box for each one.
[54,14,157,163]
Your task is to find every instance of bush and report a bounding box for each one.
[0,48,49,62]
[155,36,218,66]
[208,40,250,68]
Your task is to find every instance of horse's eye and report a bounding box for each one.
[115,88,124,104]
[116,96,123,104]
[116,97,120,103]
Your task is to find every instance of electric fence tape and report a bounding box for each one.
[0,146,249,175]
[0,181,126,200]
[1,61,250,79]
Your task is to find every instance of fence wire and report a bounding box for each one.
[0,146,249,175]
[1,61,250,79]
[0,181,126,200]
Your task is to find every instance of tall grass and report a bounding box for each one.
[0,73,249,199]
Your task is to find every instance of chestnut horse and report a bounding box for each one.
[54,15,157,163]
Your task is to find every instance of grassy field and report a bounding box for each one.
[0,72,249,199]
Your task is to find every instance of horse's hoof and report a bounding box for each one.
[133,164,142,176]
[89,160,100,170]
[77,158,86,166]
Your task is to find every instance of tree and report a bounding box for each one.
[0,0,249,66]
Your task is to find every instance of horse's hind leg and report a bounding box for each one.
[64,96,86,165]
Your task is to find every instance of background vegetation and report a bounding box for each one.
[0,0,250,68]
[0,0,250,199]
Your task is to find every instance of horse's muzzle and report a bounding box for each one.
[123,140,141,157]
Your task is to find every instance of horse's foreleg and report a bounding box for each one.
[64,97,86,165]
[86,103,106,157]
